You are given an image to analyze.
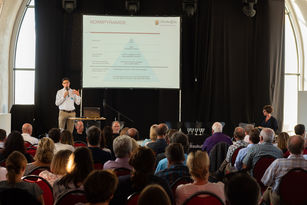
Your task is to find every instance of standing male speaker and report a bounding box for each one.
[55,77,81,133]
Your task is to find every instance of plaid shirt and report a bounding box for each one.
[225,140,248,162]
[261,154,307,192]
[155,163,190,186]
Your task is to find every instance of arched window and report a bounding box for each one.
[13,0,35,105]
[283,4,304,133]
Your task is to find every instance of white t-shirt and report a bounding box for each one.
[22,133,39,145]
[0,167,7,181]
[54,142,75,154]
[176,182,225,205]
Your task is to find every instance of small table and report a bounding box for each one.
[69,117,106,129]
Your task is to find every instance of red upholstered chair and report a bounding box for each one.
[22,175,54,205]
[28,166,50,176]
[183,191,225,205]
[54,189,87,205]
[73,141,87,148]
[127,192,140,205]
[114,167,131,177]
[26,147,37,158]
[252,155,276,193]
[231,147,244,166]
[24,141,33,148]
[170,176,193,196]
[279,168,307,205]
[0,159,5,167]
[94,163,104,170]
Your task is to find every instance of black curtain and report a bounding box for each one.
[33,0,284,137]
[194,0,284,134]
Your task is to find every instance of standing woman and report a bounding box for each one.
[258,105,278,132]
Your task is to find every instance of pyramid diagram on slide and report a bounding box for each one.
[104,38,159,82]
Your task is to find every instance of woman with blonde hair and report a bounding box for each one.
[175,151,225,205]
[142,124,158,146]
[24,137,55,175]
[0,151,44,204]
[39,149,72,186]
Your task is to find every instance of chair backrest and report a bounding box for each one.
[183,191,225,205]
[26,147,37,158]
[0,159,5,167]
[279,168,307,205]
[252,155,276,193]
[231,146,244,166]
[114,167,131,177]
[127,192,140,205]
[209,142,230,172]
[24,141,33,148]
[170,176,193,196]
[94,163,104,170]
[22,175,53,205]
[54,189,87,205]
[28,166,50,175]
[74,141,87,148]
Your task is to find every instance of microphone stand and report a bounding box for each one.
[103,102,134,123]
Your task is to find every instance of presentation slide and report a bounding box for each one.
[82,15,180,89]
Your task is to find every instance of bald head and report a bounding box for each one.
[234,127,245,140]
[127,128,139,140]
[212,122,223,133]
[288,135,305,155]
[22,123,32,135]
[75,121,84,134]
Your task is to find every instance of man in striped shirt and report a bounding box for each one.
[261,135,307,205]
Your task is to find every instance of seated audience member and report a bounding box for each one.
[261,135,307,205]
[176,151,225,205]
[142,124,158,146]
[73,121,86,143]
[243,124,254,143]
[103,135,133,171]
[217,127,248,174]
[155,143,190,185]
[127,128,139,140]
[39,150,72,186]
[103,126,115,152]
[120,127,129,136]
[0,131,33,163]
[0,129,6,149]
[235,128,260,170]
[53,147,94,200]
[112,121,121,137]
[202,122,232,154]
[147,123,169,155]
[84,170,118,205]
[155,132,189,173]
[138,184,171,205]
[24,137,55,175]
[276,132,289,154]
[110,147,173,205]
[224,172,260,205]
[285,124,307,156]
[87,126,112,165]
[242,128,283,171]
[48,128,74,153]
[100,130,112,153]
[60,130,75,147]
[21,123,39,145]
[0,151,43,204]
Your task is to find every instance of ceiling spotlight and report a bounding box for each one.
[125,0,140,15]
[182,0,198,17]
[242,0,257,18]
[62,0,77,13]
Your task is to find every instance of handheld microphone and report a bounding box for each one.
[65,87,70,97]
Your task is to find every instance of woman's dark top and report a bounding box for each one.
[110,174,173,205]
[259,116,278,132]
